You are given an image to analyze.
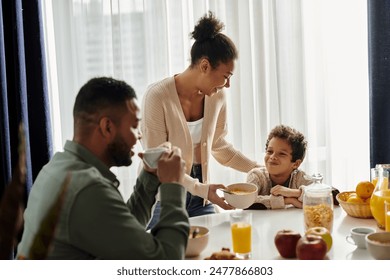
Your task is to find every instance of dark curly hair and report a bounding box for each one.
[190,11,238,69]
[265,125,307,162]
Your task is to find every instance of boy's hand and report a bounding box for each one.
[284,197,302,208]
[271,185,301,198]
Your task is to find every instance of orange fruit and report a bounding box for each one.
[348,193,357,199]
[347,195,364,203]
[355,181,375,199]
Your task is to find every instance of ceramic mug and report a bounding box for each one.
[142,147,168,169]
[346,227,376,249]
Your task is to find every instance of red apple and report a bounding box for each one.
[305,226,332,252]
[274,229,302,258]
[296,234,327,260]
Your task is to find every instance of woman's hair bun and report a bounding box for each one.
[191,11,224,42]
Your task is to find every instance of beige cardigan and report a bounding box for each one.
[140,76,258,199]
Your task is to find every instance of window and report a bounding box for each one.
[42,0,369,200]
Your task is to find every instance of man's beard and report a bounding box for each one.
[107,136,132,167]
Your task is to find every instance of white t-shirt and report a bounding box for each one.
[187,118,203,164]
[187,118,203,144]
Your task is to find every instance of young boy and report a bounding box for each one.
[246,125,313,210]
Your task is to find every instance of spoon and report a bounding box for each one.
[192,227,200,238]
[220,189,234,195]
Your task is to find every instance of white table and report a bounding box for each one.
[187,206,382,260]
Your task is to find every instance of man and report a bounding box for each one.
[17,77,189,259]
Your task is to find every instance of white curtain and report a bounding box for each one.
[42,0,369,201]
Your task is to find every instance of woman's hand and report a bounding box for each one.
[207,184,235,210]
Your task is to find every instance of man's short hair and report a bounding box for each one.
[73,77,137,122]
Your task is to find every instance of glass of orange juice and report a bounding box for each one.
[230,211,252,259]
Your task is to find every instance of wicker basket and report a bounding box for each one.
[336,191,373,219]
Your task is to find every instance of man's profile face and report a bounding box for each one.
[108,98,141,167]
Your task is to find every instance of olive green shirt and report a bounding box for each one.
[17,140,189,259]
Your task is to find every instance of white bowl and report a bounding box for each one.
[185,226,209,258]
[365,232,390,260]
[142,147,167,169]
[224,183,258,209]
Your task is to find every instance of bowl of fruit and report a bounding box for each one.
[336,181,374,218]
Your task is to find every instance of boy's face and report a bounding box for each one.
[264,137,301,177]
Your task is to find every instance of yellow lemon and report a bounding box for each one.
[348,193,357,199]
[347,195,364,203]
[355,181,375,199]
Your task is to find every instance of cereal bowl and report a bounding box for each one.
[224,183,258,209]
[365,232,390,260]
[185,226,209,258]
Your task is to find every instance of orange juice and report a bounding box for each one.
[386,210,390,232]
[386,202,390,232]
[370,190,390,229]
[231,222,251,254]
[372,178,378,188]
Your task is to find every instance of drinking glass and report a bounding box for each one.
[385,201,390,232]
[230,211,252,259]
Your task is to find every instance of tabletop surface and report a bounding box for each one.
[187,206,382,260]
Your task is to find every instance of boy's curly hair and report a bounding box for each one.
[265,125,307,162]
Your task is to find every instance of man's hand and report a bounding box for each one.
[207,184,235,210]
[138,142,172,174]
[156,147,186,185]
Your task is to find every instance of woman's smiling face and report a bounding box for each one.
[198,59,234,96]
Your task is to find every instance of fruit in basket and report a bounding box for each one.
[336,191,373,218]
[348,193,357,199]
[305,226,332,252]
[356,181,375,199]
[296,234,327,260]
[347,195,364,203]
[274,229,301,258]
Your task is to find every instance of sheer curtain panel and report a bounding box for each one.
[43,0,369,200]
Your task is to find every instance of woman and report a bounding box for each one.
[141,11,259,228]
